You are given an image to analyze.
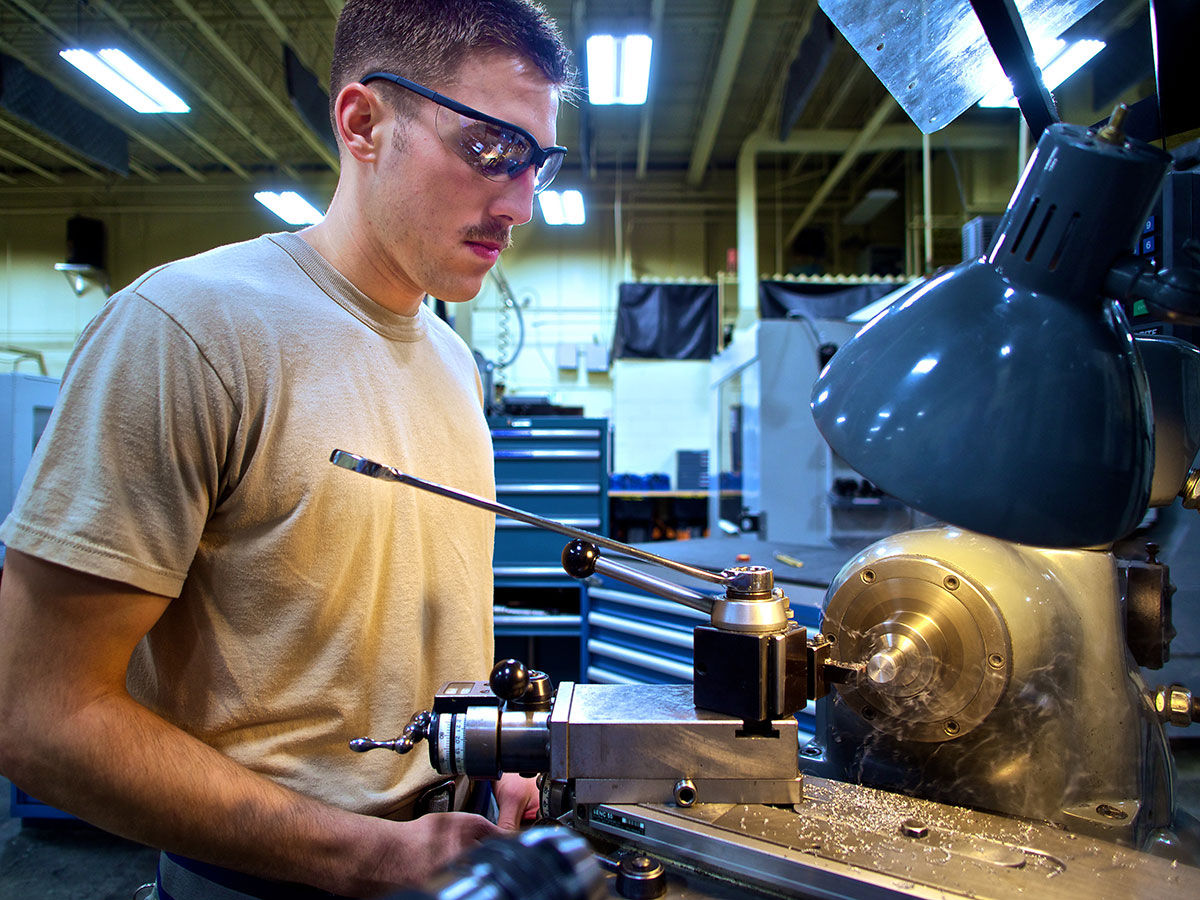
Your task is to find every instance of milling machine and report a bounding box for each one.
[331,438,1200,898]
[336,2,1200,893]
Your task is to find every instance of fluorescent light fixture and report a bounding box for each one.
[538,189,586,226]
[843,188,899,226]
[978,39,1105,108]
[586,34,652,105]
[60,48,189,113]
[254,191,325,226]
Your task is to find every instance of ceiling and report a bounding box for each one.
[0,0,1155,234]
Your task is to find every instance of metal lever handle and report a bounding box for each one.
[350,709,433,755]
[562,539,717,614]
[330,449,743,588]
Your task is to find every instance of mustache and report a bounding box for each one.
[462,221,512,249]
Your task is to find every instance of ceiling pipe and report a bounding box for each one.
[736,118,1006,326]
[686,0,758,186]
[635,0,666,180]
[784,95,897,245]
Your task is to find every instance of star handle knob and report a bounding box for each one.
[349,709,434,754]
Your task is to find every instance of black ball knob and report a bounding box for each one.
[561,539,599,578]
[489,658,529,701]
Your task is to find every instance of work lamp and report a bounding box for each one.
[811,111,1198,547]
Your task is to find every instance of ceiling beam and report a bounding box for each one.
[247,0,290,45]
[168,0,339,171]
[0,143,62,182]
[0,35,206,182]
[635,0,666,180]
[129,160,161,182]
[785,95,897,244]
[686,0,757,186]
[90,0,287,180]
[753,121,1006,154]
[3,0,217,180]
[850,149,896,196]
[0,115,106,180]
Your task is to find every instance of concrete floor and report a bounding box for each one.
[3,743,1200,899]
[0,783,157,899]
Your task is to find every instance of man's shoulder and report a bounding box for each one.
[129,232,280,285]
[109,234,334,343]
[127,233,293,301]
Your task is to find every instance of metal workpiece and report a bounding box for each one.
[822,547,1011,743]
[818,526,1175,844]
[548,683,803,806]
[577,776,1200,900]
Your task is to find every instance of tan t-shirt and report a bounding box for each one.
[0,232,495,814]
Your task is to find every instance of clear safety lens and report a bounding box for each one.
[436,108,563,193]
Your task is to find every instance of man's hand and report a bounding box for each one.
[493,772,540,830]
[355,813,505,893]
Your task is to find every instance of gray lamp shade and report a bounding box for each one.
[811,122,1175,548]
[810,260,1152,547]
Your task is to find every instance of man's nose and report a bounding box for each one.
[488,168,538,226]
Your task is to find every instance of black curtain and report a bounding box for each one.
[758,280,899,320]
[612,283,718,360]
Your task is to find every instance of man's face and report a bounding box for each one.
[368,52,560,304]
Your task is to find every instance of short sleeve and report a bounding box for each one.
[0,291,238,597]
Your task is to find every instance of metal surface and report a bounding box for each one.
[811,123,1169,548]
[822,551,1011,742]
[1138,334,1200,506]
[577,776,1200,898]
[817,527,1174,844]
[548,683,803,805]
[819,0,1102,133]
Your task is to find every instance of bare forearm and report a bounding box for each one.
[3,688,383,895]
[0,551,502,896]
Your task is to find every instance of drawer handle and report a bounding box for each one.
[494,450,600,460]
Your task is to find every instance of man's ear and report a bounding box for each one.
[333,83,385,163]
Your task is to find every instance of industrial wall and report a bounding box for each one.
[0,135,1021,477]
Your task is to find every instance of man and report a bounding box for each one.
[0,1,573,896]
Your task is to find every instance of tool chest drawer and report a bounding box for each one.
[489,416,609,587]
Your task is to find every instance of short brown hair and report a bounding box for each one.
[329,0,574,126]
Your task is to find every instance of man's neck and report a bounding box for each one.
[298,215,425,317]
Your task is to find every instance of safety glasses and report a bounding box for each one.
[361,71,567,193]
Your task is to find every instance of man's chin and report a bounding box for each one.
[431,277,488,304]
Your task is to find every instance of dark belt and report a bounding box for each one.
[157,779,466,900]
